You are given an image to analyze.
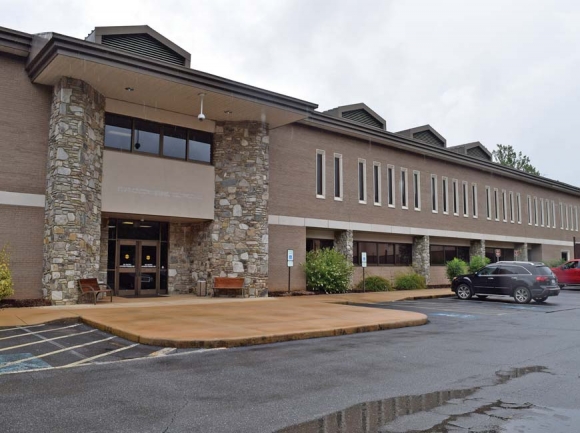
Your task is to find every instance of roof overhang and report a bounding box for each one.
[302,113,580,197]
[0,26,32,57]
[26,33,318,128]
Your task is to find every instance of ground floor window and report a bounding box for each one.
[353,241,412,266]
[485,247,514,263]
[306,239,334,252]
[430,245,470,265]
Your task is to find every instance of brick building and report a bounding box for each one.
[1,24,579,304]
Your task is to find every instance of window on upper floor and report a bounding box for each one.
[533,197,538,226]
[462,181,468,217]
[486,186,491,220]
[431,175,438,213]
[540,198,545,227]
[560,202,564,229]
[509,192,514,223]
[452,179,459,216]
[502,190,507,222]
[334,154,343,200]
[516,193,522,224]
[546,199,551,228]
[552,201,557,228]
[413,171,421,210]
[373,162,381,205]
[442,177,449,214]
[104,113,212,164]
[528,196,533,225]
[358,159,367,203]
[472,184,478,218]
[316,150,325,198]
[401,168,408,209]
[387,165,395,207]
[494,189,500,221]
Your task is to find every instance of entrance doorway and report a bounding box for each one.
[117,240,160,296]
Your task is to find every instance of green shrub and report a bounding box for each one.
[469,255,491,273]
[445,258,467,283]
[545,258,566,268]
[355,275,392,292]
[394,272,426,290]
[0,245,14,301]
[303,248,354,294]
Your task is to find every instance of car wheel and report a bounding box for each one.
[559,284,565,289]
[476,295,488,299]
[534,297,548,303]
[513,286,532,304]
[456,283,473,300]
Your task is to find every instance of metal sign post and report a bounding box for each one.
[361,252,367,292]
[287,249,294,293]
[495,249,501,262]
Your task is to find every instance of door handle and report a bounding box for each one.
[487,277,494,280]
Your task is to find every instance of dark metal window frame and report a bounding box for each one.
[353,241,413,266]
[104,113,213,165]
[429,244,470,266]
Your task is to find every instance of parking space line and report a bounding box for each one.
[65,343,140,366]
[148,347,176,357]
[0,330,96,352]
[0,324,80,342]
[0,336,116,370]
[392,303,508,316]
[0,324,46,333]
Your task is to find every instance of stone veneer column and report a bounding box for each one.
[43,77,105,304]
[334,230,353,263]
[469,239,486,260]
[514,243,528,261]
[210,121,269,296]
[412,235,430,284]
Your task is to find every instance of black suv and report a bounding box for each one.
[451,261,560,304]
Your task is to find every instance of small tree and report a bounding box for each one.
[446,258,467,283]
[469,256,491,273]
[303,248,354,294]
[0,245,14,300]
[492,144,540,176]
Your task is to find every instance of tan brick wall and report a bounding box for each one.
[0,204,44,299]
[0,53,51,195]
[270,124,580,243]
[268,225,306,292]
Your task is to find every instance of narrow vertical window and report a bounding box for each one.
[546,199,551,228]
[575,206,579,232]
[502,190,507,222]
[431,175,438,213]
[516,193,522,224]
[452,179,459,215]
[333,154,342,201]
[387,165,395,207]
[472,184,478,218]
[442,177,448,214]
[560,202,564,229]
[566,204,570,230]
[533,197,538,226]
[462,181,468,217]
[528,196,533,225]
[413,170,421,210]
[540,198,545,227]
[401,168,408,209]
[485,186,491,220]
[373,162,381,205]
[570,205,574,230]
[358,159,366,203]
[494,188,499,221]
[552,201,557,228]
[509,192,514,223]
[315,150,325,198]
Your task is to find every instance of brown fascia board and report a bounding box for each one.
[26,33,318,114]
[301,112,580,197]
[0,26,32,57]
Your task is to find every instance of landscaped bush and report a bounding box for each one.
[355,275,392,292]
[445,258,468,283]
[394,272,426,290]
[545,258,566,268]
[0,245,14,301]
[303,248,354,294]
[468,255,491,273]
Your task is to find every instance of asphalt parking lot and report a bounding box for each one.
[357,288,580,322]
[0,322,205,375]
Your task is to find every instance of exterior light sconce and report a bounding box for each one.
[198,93,206,122]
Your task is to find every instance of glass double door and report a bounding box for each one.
[117,240,160,296]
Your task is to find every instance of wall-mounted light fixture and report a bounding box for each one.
[198,93,206,122]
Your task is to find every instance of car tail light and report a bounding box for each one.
[536,276,549,283]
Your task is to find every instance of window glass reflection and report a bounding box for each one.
[134,120,160,155]
[163,126,187,159]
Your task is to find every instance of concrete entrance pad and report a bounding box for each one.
[0,290,453,348]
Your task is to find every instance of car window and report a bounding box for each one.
[478,266,498,276]
[511,265,531,275]
[562,261,577,270]
[498,266,516,275]
[535,266,554,276]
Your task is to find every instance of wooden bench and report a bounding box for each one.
[213,277,246,298]
[78,278,113,304]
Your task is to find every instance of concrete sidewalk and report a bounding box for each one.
[0,289,453,348]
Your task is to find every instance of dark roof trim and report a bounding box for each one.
[302,112,580,197]
[0,26,32,57]
[26,33,318,114]
[323,103,386,130]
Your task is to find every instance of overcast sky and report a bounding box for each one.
[2,0,579,186]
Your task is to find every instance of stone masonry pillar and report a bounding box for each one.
[210,121,269,296]
[469,239,486,261]
[43,77,105,304]
[334,230,353,263]
[412,235,430,284]
[514,243,528,261]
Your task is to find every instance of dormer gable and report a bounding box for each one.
[323,103,386,130]
[85,25,190,67]
[448,142,493,161]
[395,125,446,148]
